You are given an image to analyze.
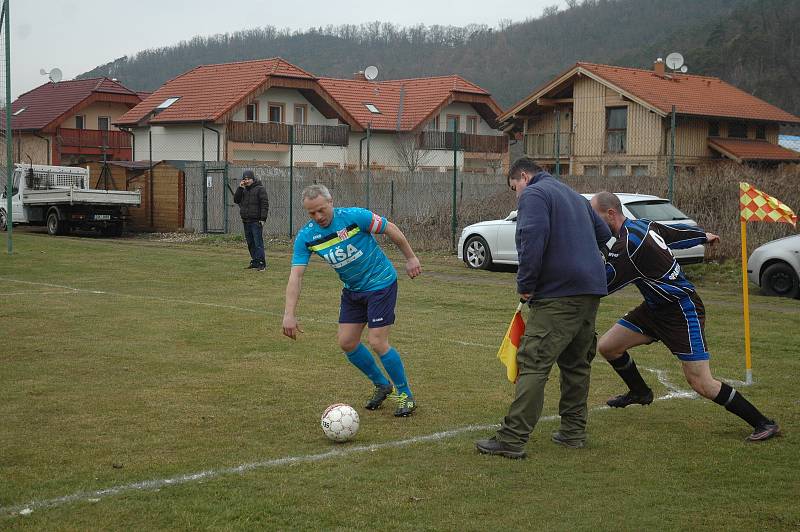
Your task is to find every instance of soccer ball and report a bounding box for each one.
[321,403,360,442]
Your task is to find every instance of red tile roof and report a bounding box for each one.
[708,137,800,162]
[116,58,316,125]
[318,75,497,131]
[578,62,800,123]
[4,78,140,131]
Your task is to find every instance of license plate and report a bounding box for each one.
[94,214,112,221]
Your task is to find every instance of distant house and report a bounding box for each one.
[115,57,508,172]
[498,61,800,176]
[2,78,142,165]
[318,74,508,173]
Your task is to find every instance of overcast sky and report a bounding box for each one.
[12,0,566,99]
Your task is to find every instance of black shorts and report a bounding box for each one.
[618,294,709,361]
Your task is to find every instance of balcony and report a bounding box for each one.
[57,128,131,149]
[417,131,508,154]
[523,132,573,158]
[226,121,350,147]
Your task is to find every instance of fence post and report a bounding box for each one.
[451,123,458,254]
[390,180,394,219]
[555,108,561,177]
[668,105,676,202]
[223,161,229,234]
[366,125,371,209]
[289,125,294,239]
[4,0,12,255]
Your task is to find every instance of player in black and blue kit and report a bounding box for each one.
[282,184,422,417]
[590,191,779,442]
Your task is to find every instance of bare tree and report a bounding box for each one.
[393,133,433,171]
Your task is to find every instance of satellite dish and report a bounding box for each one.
[680,65,688,73]
[39,68,47,75]
[364,65,379,81]
[49,68,63,83]
[665,52,684,70]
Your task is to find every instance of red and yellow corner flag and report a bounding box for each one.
[497,302,525,383]
[740,182,797,226]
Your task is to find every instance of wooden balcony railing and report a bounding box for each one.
[57,128,131,149]
[227,121,350,147]
[523,132,573,158]
[417,131,508,153]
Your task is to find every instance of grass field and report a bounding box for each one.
[1,231,798,530]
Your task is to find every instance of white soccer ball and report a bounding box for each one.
[321,403,360,442]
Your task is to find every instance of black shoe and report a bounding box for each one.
[475,437,526,459]
[257,264,266,272]
[607,388,654,408]
[746,420,781,442]
[365,384,394,410]
[392,392,417,417]
[245,264,256,269]
[551,432,585,449]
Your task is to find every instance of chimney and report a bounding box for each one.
[653,58,665,77]
[354,71,367,81]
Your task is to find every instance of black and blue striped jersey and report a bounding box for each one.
[605,218,708,307]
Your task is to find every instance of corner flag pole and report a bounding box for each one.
[740,220,752,385]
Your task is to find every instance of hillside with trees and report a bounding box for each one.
[79,0,800,116]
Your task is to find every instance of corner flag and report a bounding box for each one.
[497,302,525,383]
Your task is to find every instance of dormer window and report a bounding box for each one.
[364,103,380,114]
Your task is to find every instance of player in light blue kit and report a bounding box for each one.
[282,184,422,416]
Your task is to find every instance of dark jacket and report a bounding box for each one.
[515,171,611,299]
[234,179,269,222]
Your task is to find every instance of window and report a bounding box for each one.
[98,117,110,130]
[446,114,460,133]
[427,116,440,131]
[294,104,307,124]
[466,116,478,134]
[268,103,284,123]
[245,103,258,122]
[625,200,689,221]
[583,165,600,176]
[755,125,766,140]
[728,122,747,138]
[606,107,627,153]
[75,115,86,129]
[708,121,720,137]
[156,97,180,110]
[631,165,649,176]
[364,103,380,114]
[605,165,626,177]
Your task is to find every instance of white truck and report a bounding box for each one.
[1,163,141,236]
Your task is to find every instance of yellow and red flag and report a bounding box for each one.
[739,182,797,227]
[497,302,525,383]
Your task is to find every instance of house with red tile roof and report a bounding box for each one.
[2,78,142,166]
[497,60,800,176]
[115,58,507,172]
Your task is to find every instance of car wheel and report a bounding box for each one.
[760,262,800,298]
[464,236,493,270]
[47,211,66,236]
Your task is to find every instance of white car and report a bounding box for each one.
[457,193,706,270]
[747,234,800,298]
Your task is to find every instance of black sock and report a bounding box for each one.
[712,382,770,428]
[608,352,650,394]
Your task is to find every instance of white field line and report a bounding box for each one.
[1,367,697,518]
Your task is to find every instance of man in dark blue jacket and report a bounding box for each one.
[234,170,269,271]
[477,157,611,458]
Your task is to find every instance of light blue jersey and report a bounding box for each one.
[292,207,397,292]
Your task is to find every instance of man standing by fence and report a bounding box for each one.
[234,170,269,271]
[282,184,422,417]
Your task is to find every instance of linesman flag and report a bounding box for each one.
[739,182,797,226]
[497,302,525,383]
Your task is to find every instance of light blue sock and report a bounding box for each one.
[346,344,390,387]
[379,347,412,397]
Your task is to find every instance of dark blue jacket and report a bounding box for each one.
[516,172,611,299]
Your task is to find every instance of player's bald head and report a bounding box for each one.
[592,191,622,212]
